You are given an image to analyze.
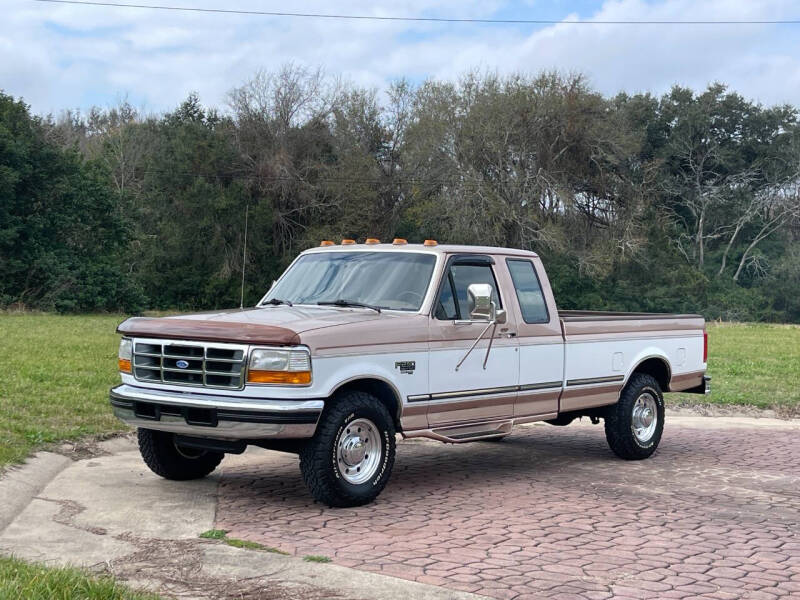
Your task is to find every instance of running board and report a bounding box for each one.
[411,420,513,443]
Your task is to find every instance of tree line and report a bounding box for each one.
[2,66,799,321]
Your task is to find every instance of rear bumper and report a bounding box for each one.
[684,375,711,395]
[110,384,323,440]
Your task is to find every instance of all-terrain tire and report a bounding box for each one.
[604,373,665,460]
[138,428,224,480]
[299,391,396,507]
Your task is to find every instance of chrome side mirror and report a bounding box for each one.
[456,284,507,372]
[467,283,494,321]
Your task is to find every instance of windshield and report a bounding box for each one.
[263,251,437,311]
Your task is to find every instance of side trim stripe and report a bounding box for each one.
[519,381,563,392]
[566,375,624,386]
[408,381,563,403]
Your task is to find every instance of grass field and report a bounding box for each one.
[672,322,800,414]
[0,556,159,600]
[0,314,127,466]
[0,315,798,468]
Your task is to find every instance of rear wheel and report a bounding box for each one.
[299,391,396,507]
[138,428,224,480]
[604,373,664,460]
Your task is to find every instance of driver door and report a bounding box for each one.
[426,255,520,426]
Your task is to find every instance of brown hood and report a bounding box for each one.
[117,306,383,346]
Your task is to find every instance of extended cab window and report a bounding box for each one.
[435,262,501,320]
[506,259,549,323]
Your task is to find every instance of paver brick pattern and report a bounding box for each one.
[217,424,800,599]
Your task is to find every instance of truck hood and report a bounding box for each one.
[117,306,383,346]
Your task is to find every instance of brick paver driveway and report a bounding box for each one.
[217,422,800,599]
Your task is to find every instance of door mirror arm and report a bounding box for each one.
[454,284,507,371]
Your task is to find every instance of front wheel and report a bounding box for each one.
[604,373,664,460]
[138,428,224,480]
[299,391,396,507]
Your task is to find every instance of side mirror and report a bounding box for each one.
[467,283,494,321]
[456,285,507,372]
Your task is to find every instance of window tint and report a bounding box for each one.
[436,262,501,320]
[435,276,458,320]
[506,259,549,323]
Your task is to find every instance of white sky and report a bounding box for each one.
[2,0,800,115]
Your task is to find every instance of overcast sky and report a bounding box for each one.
[3,0,800,115]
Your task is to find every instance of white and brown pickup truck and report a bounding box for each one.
[112,240,710,507]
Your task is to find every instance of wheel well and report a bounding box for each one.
[332,378,402,431]
[630,357,670,391]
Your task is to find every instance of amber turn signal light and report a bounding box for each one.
[247,370,312,385]
[341,239,356,245]
[320,240,335,246]
[118,358,132,373]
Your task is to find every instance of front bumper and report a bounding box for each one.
[110,384,323,440]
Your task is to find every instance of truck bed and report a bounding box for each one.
[558,310,705,336]
[559,310,703,321]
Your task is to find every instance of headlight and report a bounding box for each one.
[247,348,311,385]
[118,338,132,373]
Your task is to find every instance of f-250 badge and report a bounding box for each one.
[394,361,416,374]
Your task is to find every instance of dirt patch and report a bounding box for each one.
[666,401,799,419]
[52,432,134,461]
[104,536,347,600]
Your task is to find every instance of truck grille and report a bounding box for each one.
[132,340,247,390]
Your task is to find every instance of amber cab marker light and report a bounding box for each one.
[320,240,335,246]
[341,239,356,245]
[365,238,380,244]
[423,239,438,246]
[247,370,312,385]
[392,238,408,245]
[118,358,132,373]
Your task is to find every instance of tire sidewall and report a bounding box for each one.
[629,383,664,450]
[328,405,394,499]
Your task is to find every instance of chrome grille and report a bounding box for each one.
[132,339,247,390]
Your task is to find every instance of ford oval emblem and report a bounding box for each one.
[176,360,190,369]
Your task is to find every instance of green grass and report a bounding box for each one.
[0,316,797,471]
[0,556,160,600]
[199,529,227,540]
[0,314,129,466]
[303,555,332,563]
[198,530,289,554]
[672,322,800,414]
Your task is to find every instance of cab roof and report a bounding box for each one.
[302,243,538,258]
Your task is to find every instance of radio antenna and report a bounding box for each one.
[240,203,249,310]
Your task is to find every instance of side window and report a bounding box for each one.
[506,259,549,324]
[435,276,458,320]
[436,262,501,320]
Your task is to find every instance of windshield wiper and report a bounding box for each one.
[264,298,293,306]
[317,299,382,313]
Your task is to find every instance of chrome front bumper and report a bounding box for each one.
[110,384,323,440]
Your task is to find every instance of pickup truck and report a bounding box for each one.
[112,240,709,507]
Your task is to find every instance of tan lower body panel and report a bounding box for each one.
[559,382,623,412]
[515,389,560,418]
[425,392,516,427]
[668,370,705,392]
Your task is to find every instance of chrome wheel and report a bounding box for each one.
[337,418,381,485]
[631,392,658,443]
